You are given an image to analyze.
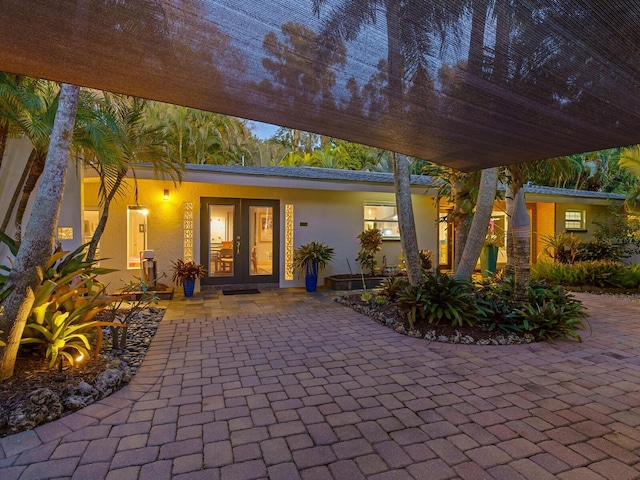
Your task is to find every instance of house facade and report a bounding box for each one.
[82,165,440,291]
[0,139,630,292]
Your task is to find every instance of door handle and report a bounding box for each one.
[236,237,241,255]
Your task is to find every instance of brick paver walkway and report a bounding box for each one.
[1,289,640,479]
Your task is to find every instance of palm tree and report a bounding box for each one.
[454,167,499,280]
[86,94,184,262]
[0,83,80,380]
[312,0,464,285]
[2,82,117,244]
[146,103,251,165]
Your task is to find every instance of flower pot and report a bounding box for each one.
[480,245,499,277]
[305,263,318,292]
[183,278,196,297]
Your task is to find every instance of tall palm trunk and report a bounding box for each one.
[393,153,421,286]
[512,188,530,303]
[14,150,47,243]
[386,0,420,284]
[504,184,515,276]
[452,178,472,271]
[454,167,499,280]
[87,169,127,262]
[0,83,79,380]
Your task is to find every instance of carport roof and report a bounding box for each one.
[2,1,640,171]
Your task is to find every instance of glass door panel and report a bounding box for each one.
[209,204,235,277]
[201,198,279,286]
[249,206,273,276]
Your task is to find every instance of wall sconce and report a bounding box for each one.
[57,226,74,240]
[163,189,170,201]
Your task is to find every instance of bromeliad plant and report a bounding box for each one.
[397,272,491,330]
[379,270,586,342]
[19,243,124,367]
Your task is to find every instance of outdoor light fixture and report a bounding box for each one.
[163,189,170,201]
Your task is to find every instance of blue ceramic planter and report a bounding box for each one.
[305,263,318,292]
[183,278,196,297]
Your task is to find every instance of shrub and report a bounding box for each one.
[511,281,587,341]
[513,302,585,342]
[616,263,640,289]
[532,260,628,288]
[357,228,383,275]
[575,260,626,288]
[397,273,490,329]
[541,232,582,264]
[379,276,409,301]
[577,239,619,262]
[475,275,522,333]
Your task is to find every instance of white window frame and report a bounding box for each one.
[364,203,400,240]
[565,209,586,231]
[127,206,148,269]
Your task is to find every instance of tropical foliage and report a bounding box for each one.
[292,242,335,277]
[356,228,383,275]
[170,260,207,285]
[386,272,586,342]
[6,242,123,367]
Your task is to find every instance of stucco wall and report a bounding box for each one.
[84,178,438,290]
[554,202,610,240]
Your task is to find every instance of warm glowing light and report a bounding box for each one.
[163,189,170,201]
[57,226,74,240]
[75,353,84,363]
[285,204,294,280]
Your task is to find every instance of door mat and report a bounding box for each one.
[222,289,261,295]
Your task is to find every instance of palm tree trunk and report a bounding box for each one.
[455,167,499,281]
[0,83,79,380]
[87,169,126,262]
[512,188,530,303]
[504,184,515,276]
[14,151,47,244]
[393,153,421,286]
[1,149,35,237]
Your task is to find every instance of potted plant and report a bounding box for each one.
[293,241,335,292]
[170,259,207,297]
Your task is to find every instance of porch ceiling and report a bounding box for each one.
[2,1,640,172]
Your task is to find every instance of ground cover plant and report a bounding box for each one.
[344,271,587,343]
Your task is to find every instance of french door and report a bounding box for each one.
[200,198,279,286]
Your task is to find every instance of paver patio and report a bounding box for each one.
[1,289,639,479]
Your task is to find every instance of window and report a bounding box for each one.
[127,206,148,269]
[565,209,586,231]
[364,204,399,240]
